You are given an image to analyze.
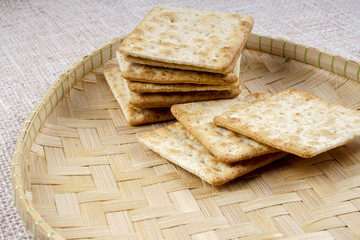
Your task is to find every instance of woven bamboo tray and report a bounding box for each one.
[12,33,360,240]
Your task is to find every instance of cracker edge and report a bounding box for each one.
[127,86,242,109]
[118,51,240,85]
[103,67,174,125]
[126,78,241,93]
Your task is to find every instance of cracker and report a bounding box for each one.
[103,67,174,125]
[122,49,241,74]
[119,5,253,73]
[214,89,360,158]
[125,78,242,109]
[125,78,241,93]
[171,91,278,163]
[117,52,240,85]
[138,122,287,185]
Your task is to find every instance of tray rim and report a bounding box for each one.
[12,33,360,239]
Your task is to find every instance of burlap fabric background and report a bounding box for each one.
[0,0,359,239]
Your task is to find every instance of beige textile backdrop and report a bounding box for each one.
[0,0,359,239]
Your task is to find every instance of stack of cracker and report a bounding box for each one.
[139,89,360,185]
[104,5,254,125]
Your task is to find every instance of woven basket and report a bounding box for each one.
[12,33,360,240]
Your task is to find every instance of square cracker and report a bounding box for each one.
[118,5,253,73]
[122,77,241,109]
[103,67,174,125]
[122,49,241,74]
[117,52,240,85]
[125,77,241,93]
[171,91,279,163]
[214,89,360,158]
[126,79,241,93]
[138,122,287,185]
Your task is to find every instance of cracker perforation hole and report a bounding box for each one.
[212,166,222,172]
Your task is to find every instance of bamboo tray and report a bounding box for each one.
[13,33,360,240]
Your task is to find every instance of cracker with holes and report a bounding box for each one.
[171,91,279,163]
[103,67,174,125]
[117,52,240,86]
[214,89,360,158]
[118,5,253,74]
[138,122,287,185]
